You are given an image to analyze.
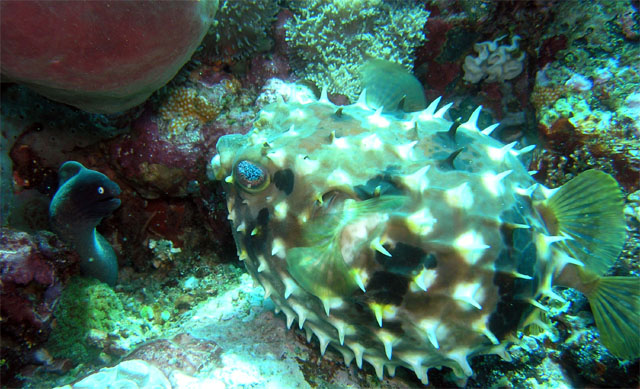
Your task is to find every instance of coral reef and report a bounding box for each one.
[1,1,639,388]
[107,109,205,199]
[252,78,318,110]
[408,1,550,146]
[24,263,248,388]
[0,1,219,113]
[45,277,129,365]
[285,0,429,100]
[243,53,293,89]
[13,248,640,388]
[462,35,525,83]
[1,84,134,229]
[467,285,639,388]
[35,269,234,387]
[529,0,640,192]
[413,1,556,96]
[1,64,242,290]
[109,69,256,199]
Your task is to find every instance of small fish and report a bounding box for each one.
[359,59,427,113]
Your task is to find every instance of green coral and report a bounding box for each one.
[46,277,126,365]
[201,0,279,60]
[285,0,429,100]
[547,0,630,57]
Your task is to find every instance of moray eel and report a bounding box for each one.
[49,161,121,286]
[211,63,638,384]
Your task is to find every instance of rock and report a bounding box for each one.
[59,359,171,389]
[0,228,80,386]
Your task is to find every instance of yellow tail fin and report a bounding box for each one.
[583,275,640,360]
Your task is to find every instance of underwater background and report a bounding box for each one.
[0,0,639,388]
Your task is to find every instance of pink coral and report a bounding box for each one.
[564,73,593,92]
[124,333,221,378]
[0,228,80,385]
[108,109,211,199]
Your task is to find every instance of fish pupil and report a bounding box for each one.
[235,160,269,191]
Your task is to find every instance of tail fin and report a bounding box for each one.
[583,275,640,360]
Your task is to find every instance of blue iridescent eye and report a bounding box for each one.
[234,160,270,193]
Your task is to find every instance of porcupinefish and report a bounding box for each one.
[50,161,121,286]
[210,67,638,383]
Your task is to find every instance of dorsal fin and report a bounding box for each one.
[58,161,84,185]
[438,148,464,170]
[396,95,407,112]
[439,117,462,144]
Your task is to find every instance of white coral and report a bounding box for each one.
[463,35,524,83]
[255,78,317,109]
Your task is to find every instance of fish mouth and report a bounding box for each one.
[96,197,121,213]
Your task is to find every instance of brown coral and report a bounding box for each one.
[532,118,640,192]
[531,84,566,111]
[159,88,219,135]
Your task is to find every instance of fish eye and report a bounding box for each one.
[97,186,105,195]
[233,160,270,193]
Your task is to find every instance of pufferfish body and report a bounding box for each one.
[210,79,637,383]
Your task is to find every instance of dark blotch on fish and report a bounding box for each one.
[489,272,534,339]
[257,207,270,226]
[375,242,437,275]
[273,169,295,195]
[366,271,409,305]
[354,172,403,200]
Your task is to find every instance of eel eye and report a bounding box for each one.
[234,160,270,193]
[97,186,105,195]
